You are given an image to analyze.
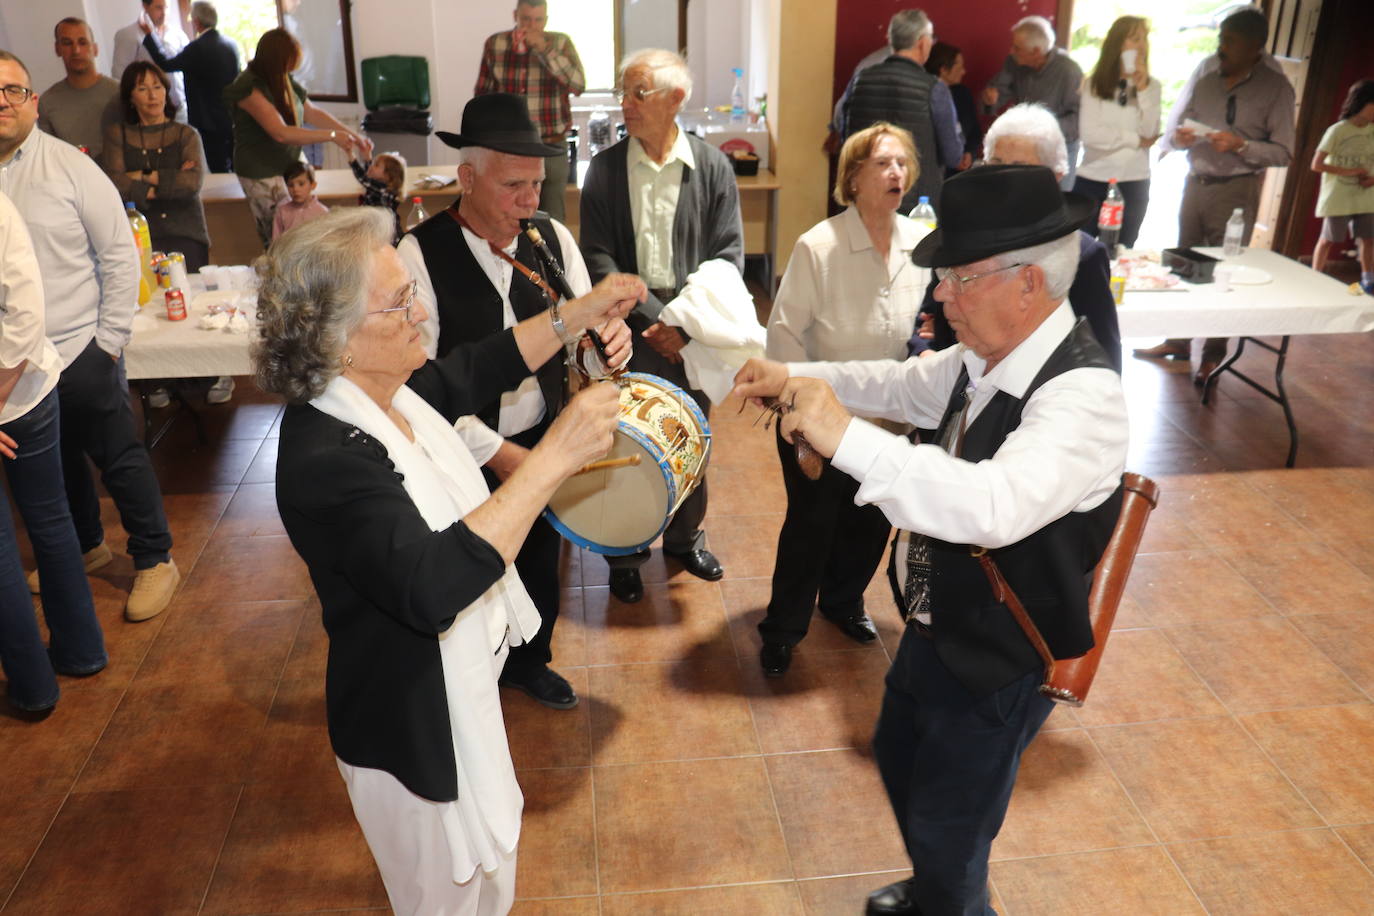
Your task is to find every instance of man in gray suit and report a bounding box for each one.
[579,48,744,603]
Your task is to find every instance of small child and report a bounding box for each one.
[272,162,330,242]
[350,148,406,242]
[1312,79,1374,295]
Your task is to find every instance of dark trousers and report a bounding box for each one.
[1166,172,1263,359]
[758,427,891,646]
[492,422,560,681]
[873,628,1054,916]
[57,339,172,569]
[605,327,710,569]
[0,390,106,710]
[199,127,233,174]
[1074,175,1151,251]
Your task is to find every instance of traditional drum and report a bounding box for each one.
[545,372,711,555]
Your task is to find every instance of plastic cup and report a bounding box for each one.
[200,265,221,290]
[1213,266,1232,293]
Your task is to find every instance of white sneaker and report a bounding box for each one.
[27,543,113,594]
[125,559,180,622]
[206,376,235,404]
[147,387,171,409]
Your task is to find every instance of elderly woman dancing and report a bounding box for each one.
[757,123,932,677]
[256,207,639,914]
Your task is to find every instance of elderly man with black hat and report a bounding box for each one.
[396,93,636,712]
[735,164,1128,916]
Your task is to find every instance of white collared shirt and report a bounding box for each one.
[1077,77,1161,183]
[791,303,1128,548]
[627,127,695,289]
[0,129,141,367]
[0,192,64,425]
[396,217,592,440]
[766,206,931,365]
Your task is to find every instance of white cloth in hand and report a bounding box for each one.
[659,259,765,401]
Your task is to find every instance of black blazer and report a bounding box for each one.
[142,29,239,136]
[275,330,532,802]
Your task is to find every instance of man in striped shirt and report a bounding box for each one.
[475,0,584,222]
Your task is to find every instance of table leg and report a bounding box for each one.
[1199,335,1298,468]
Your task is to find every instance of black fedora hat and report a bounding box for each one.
[435,93,563,158]
[911,164,1094,269]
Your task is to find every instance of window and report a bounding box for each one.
[214,0,358,102]
[546,0,618,90]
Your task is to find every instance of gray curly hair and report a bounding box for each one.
[252,207,393,403]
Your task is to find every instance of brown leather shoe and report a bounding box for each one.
[1132,342,1189,360]
[1194,359,1220,386]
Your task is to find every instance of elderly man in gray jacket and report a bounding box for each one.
[579,47,744,603]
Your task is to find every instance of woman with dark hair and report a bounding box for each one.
[925,41,979,174]
[223,28,369,245]
[1074,16,1160,250]
[1312,78,1374,293]
[100,60,210,270]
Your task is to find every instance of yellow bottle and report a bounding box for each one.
[125,202,155,305]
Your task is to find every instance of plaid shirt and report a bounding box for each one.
[475,30,585,143]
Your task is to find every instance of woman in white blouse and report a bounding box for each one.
[1074,16,1161,250]
[758,123,932,676]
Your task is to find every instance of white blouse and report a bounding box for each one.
[766,206,931,368]
[1077,76,1162,183]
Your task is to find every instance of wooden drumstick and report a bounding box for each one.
[573,454,642,476]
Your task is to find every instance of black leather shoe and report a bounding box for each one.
[866,877,918,915]
[760,643,792,677]
[499,667,579,709]
[609,567,644,603]
[664,547,723,581]
[822,611,879,643]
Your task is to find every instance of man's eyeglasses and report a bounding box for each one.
[0,85,34,106]
[366,280,417,321]
[613,86,669,104]
[1225,94,1236,127]
[934,262,1025,295]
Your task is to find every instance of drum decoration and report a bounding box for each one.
[544,372,711,555]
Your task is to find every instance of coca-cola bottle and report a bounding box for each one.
[1097,178,1124,255]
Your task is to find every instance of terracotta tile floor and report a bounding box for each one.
[4,329,1374,915]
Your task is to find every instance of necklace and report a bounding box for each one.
[137,121,169,175]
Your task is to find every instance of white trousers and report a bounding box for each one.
[338,760,518,916]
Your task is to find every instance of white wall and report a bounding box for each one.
[0,0,87,91]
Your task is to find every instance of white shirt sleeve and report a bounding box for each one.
[0,193,45,370]
[453,415,504,465]
[75,156,140,357]
[829,367,1128,547]
[764,236,817,363]
[791,345,965,429]
[397,233,441,361]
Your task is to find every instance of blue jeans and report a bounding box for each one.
[0,390,106,710]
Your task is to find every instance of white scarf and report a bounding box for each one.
[312,374,539,879]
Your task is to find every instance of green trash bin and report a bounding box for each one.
[361,56,430,111]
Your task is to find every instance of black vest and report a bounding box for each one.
[845,56,942,212]
[409,211,565,438]
[927,319,1123,697]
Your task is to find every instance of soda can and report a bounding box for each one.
[165,287,187,321]
[151,252,171,288]
[166,252,190,291]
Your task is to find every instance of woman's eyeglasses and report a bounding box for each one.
[1117,79,1130,107]
[367,280,418,321]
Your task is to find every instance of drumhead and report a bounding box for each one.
[543,428,673,554]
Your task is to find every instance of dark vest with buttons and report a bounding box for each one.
[928,318,1124,697]
[408,211,565,442]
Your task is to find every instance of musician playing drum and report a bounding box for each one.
[734,166,1128,916]
[396,92,637,713]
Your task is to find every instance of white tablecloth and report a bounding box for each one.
[1116,248,1374,339]
[124,281,255,381]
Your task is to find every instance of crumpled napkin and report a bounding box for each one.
[198,310,231,330]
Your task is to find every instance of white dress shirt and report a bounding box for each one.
[0,129,140,367]
[791,303,1128,548]
[112,21,189,122]
[0,192,64,425]
[1077,77,1161,183]
[627,128,694,290]
[396,217,591,440]
[767,206,931,365]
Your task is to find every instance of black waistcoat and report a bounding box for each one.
[846,56,942,210]
[928,319,1124,697]
[409,211,566,437]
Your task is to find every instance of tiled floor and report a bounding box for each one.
[4,328,1374,915]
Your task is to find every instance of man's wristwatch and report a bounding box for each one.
[549,302,580,347]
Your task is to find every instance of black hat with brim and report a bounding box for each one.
[435,92,564,158]
[912,164,1095,269]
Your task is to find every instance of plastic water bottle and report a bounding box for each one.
[586,107,612,156]
[1223,207,1245,256]
[1097,178,1124,255]
[909,196,937,231]
[125,202,155,305]
[730,67,747,120]
[405,197,428,232]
